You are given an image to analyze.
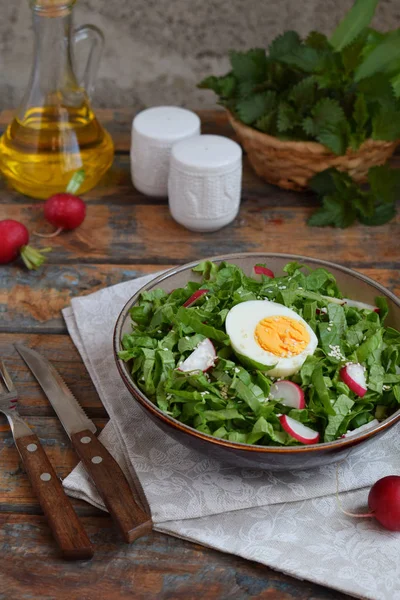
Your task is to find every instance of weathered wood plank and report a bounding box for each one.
[0,334,106,415]
[1,265,399,334]
[0,264,171,333]
[2,200,399,266]
[0,514,348,600]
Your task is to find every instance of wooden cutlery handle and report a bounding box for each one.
[16,433,94,560]
[71,429,152,543]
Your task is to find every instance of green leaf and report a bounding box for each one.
[311,365,335,416]
[238,80,257,97]
[368,165,400,204]
[330,0,379,51]
[372,108,400,141]
[255,112,277,133]
[324,394,354,442]
[308,195,357,228]
[316,129,348,155]
[302,98,344,133]
[288,76,317,109]
[302,99,348,153]
[269,31,301,60]
[198,74,236,98]
[358,203,397,226]
[355,31,400,81]
[176,307,230,344]
[349,93,369,150]
[391,73,400,98]
[352,94,369,130]
[340,34,368,74]
[309,168,343,196]
[230,49,268,82]
[279,45,321,73]
[236,91,277,125]
[277,102,297,132]
[305,31,330,50]
[358,73,397,110]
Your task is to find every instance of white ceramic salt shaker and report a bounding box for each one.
[131,106,201,197]
[168,135,242,232]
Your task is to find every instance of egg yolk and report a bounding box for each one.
[254,316,310,358]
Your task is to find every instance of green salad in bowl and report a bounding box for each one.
[118,260,400,447]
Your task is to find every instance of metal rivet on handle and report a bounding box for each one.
[27,443,38,452]
[80,436,91,444]
[40,472,51,481]
[91,456,103,464]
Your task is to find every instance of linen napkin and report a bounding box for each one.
[62,272,400,600]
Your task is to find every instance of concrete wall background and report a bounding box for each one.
[1,0,400,112]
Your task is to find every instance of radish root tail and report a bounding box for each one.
[33,227,63,238]
[335,462,374,519]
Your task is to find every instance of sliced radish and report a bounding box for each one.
[178,338,216,372]
[340,363,367,397]
[279,415,320,444]
[253,265,275,279]
[321,295,378,312]
[342,419,380,438]
[270,381,305,409]
[183,289,208,307]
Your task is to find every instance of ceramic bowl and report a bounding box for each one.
[114,253,400,471]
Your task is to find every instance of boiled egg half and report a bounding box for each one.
[225,300,318,377]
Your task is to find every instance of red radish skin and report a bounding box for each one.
[368,476,400,531]
[270,381,305,409]
[253,265,275,278]
[36,193,86,238]
[340,363,367,397]
[279,415,320,444]
[183,289,208,308]
[0,220,50,270]
[178,338,216,373]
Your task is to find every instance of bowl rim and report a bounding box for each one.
[113,252,400,454]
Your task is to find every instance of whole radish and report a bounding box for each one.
[0,219,51,269]
[36,193,86,238]
[35,169,86,238]
[337,473,400,531]
[368,476,400,531]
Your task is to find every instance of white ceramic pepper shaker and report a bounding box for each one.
[168,134,242,232]
[131,106,201,197]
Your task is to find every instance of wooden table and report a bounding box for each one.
[1,108,399,600]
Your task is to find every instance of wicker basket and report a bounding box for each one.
[227,112,399,191]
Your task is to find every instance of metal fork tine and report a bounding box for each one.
[0,361,15,393]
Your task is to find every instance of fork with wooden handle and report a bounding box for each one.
[0,360,94,560]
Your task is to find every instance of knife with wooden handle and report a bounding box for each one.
[15,343,153,543]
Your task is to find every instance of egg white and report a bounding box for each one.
[225,300,318,378]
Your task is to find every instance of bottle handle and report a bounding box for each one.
[73,25,104,98]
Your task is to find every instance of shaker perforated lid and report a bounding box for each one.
[171,135,242,173]
[133,106,201,143]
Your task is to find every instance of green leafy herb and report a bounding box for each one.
[330,0,379,51]
[308,165,399,228]
[198,0,400,155]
